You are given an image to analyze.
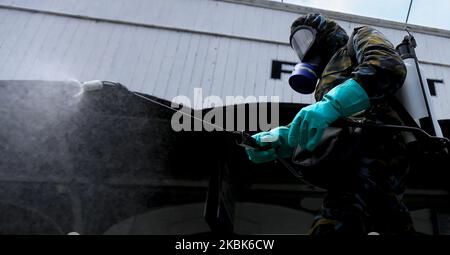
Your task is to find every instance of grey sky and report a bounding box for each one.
[277,0,450,30]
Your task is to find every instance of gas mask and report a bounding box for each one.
[289,26,321,94]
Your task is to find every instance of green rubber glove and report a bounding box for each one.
[288,79,370,152]
[246,127,294,164]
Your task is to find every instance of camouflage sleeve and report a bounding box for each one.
[350,26,407,99]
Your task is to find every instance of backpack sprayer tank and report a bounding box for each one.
[396,34,443,138]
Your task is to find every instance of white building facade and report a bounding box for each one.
[0,0,449,117]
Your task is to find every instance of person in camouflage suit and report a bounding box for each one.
[246,13,414,235]
[302,15,414,236]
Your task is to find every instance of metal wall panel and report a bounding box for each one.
[1,0,449,65]
[0,8,302,105]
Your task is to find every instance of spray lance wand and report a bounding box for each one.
[79,80,450,184]
[78,80,315,186]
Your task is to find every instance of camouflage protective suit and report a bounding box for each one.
[291,14,414,235]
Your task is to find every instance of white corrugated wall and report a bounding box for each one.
[0,0,449,117]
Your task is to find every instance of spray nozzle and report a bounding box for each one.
[75,80,129,97]
[74,80,104,97]
[81,80,104,92]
